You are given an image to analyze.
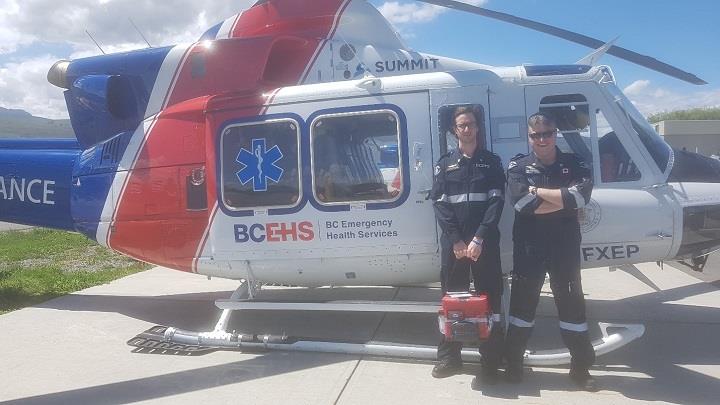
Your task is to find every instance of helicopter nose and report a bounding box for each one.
[667,149,720,260]
[668,148,720,183]
[676,203,720,260]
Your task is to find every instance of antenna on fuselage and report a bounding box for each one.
[128,17,152,48]
[85,30,106,55]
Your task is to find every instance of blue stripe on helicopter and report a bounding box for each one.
[199,22,223,41]
[71,131,137,240]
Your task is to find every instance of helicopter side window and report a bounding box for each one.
[220,119,301,210]
[596,109,641,183]
[311,110,401,204]
[538,94,593,164]
[438,104,486,155]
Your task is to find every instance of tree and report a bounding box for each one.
[648,107,720,123]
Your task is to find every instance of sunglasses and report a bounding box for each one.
[529,130,556,140]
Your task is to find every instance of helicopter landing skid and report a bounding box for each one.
[127,283,645,365]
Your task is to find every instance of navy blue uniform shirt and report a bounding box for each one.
[430,147,506,245]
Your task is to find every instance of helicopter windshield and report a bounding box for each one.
[603,83,673,175]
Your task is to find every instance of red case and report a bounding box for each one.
[438,292,491,342]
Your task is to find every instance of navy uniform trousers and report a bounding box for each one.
[504,217,595,372]
[438,237,504,369]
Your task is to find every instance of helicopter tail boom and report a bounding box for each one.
[0,139,80,231]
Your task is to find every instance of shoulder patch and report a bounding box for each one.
[508,161,517,169]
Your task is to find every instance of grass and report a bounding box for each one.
[0,228,151,314]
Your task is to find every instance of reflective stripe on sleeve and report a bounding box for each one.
[508,316,535,328]
[568,186,585,208]
[435,193,489,203]
[514,193,536,212]
[559,321,588,332]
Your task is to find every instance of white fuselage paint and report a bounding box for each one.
[86,2,703,287]
[193,66,700,286]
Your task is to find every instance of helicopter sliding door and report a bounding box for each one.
[201,90,441,285]
[525,83,674,268]
[428,85,498,259]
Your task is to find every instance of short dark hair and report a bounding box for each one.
[528,112,556,128]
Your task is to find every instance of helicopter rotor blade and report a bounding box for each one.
[576,36,620,66]
[415,0,707,85]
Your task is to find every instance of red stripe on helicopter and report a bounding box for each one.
[107,0,350,272]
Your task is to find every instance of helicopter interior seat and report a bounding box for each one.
[599,131,641,182]
[314,133,387,202]
[341,136,388,199]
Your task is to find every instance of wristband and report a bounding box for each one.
[470,239,482,246]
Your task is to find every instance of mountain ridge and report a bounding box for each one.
[0,107,74,138]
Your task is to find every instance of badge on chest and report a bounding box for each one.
[446,163,460,172]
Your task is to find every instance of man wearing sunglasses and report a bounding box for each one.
[504,113,597,390]
[429,106,506,388]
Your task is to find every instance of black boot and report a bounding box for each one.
[473,325,504,388]
[432,360,462,378]
[569,368,599,391]
[504,365,524,383]
[471,364,499,390]
[503,324,531,384]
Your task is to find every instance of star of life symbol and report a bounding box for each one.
[236,138,284,192]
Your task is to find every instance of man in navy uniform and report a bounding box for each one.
[504,112,597,390]
[429,106,505,387]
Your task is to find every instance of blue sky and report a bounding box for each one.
[375,0,720,115]
[0,0,718,118]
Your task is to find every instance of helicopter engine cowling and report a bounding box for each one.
[48,46,174,149]
[65,74,141,149]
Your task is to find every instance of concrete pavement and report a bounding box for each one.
[0,221,32,231]
[1,262,719,404]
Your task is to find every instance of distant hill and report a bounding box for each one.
[0,107,74,138]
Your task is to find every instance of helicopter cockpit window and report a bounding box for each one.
[606,84,672,173]
[311,110,401,204]
[220,119,300,210]
[438,104,486,155]
[596,109,641,183]
[538,94,593,164]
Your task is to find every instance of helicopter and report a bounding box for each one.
[1,0,718,362]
